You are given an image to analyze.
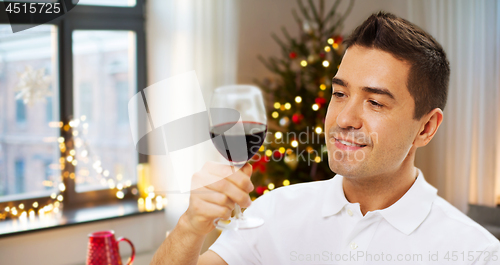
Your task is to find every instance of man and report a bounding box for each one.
[151,12,500,265]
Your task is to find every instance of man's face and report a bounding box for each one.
[325,45,421,178]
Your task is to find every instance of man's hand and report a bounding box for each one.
[182,162,254,236]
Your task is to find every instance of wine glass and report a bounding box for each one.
[209,85,267,230]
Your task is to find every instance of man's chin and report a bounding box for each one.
[328,159,363,176]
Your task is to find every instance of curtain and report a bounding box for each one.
[409,0,500,212]
[145,0,240,227]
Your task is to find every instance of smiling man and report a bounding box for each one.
[151,12,500,265]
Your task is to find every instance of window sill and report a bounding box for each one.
[0,199,164,238]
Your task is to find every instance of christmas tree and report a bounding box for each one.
[250,0,354,198]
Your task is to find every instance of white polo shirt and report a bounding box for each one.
[209,169,500,264]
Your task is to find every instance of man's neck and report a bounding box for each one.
[342,164,418,216]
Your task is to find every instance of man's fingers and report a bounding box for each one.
[241,163,253,177]
[225,169,254,193]
[197,189,236,211]
[206,178,252,208]
[197,163,254,193]
[190,197,232,221]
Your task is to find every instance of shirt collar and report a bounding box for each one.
[321,174,350,217]
[322,168,438,235]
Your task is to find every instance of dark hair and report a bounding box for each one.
[344,12,450,120]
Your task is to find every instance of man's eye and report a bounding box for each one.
[333,92,345,98]
[369,100,383,108]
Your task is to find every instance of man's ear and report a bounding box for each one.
[413,108,443,147]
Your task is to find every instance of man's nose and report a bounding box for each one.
[336,99,363,130]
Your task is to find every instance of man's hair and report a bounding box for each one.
[344,12,450,120]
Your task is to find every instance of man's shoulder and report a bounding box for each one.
[428,196,500,246]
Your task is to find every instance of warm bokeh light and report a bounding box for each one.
[268,183,275,190]
[283,179,290,186]
[284,103,291,110]
[295,96,302,103]
[315,127,322,134]
[274,102,281,109]
[275,132,283,139]
[272,111,279,118]
[312,104,319,111]
[322,60,330,67]
[300,60,307,67]
[291,140,298,147]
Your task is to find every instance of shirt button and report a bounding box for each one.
[350,242,358,250]
[347,209,353,216]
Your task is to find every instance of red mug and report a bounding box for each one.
[86,230,135,265]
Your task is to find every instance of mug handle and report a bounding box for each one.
[117,237,135,265]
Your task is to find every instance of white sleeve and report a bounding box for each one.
[208,193,274,265]
[472,241,500,265]
[208,229,259,265]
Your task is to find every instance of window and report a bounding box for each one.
[14,159,25,194]
[15,99,26,123]
[46,96,53,123]
[0,25,60,202]
[44,160,53,191]
[116,81,130,124]
[78,0,137,7]
[72,29,138,193]
[0,1,146,222]
[77,82,93,122]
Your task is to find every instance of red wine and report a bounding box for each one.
[210,122,267,163]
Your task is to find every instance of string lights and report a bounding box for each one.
[0,116,166,224]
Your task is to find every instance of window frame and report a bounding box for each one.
[0,1,147,212]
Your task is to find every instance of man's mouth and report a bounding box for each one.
[334,138,367,150]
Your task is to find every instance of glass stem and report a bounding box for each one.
[227,161,244,219]
[234,203,242,219]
